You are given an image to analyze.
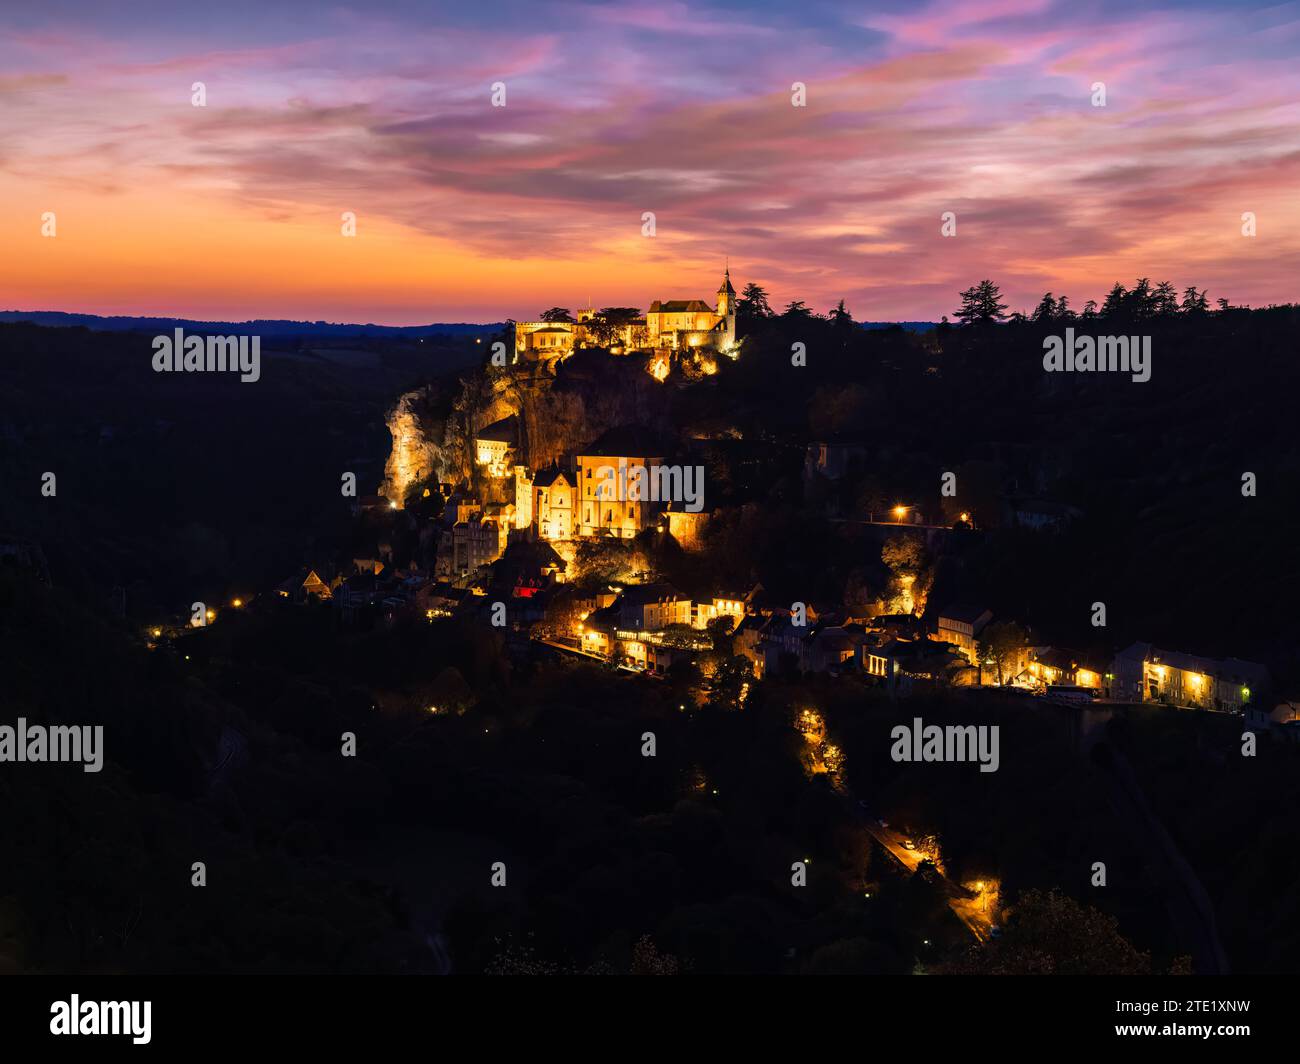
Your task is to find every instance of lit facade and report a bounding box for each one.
[514,269,737,359]
[575,453,666,539]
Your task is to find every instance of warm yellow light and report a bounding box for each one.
[959,511,970,522]
[892,505,907,519]
[232,598,243,608]
[205,609,216,621]
[389,500,398,510]
[152,628,162,638]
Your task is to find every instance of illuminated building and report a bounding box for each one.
[1111,642,1269,711]
[514,268,736,359]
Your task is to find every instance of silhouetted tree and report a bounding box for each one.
[955,280,1008,325]
[1153,281,1179,316]
[1101,282,1128,317]
[1181,286,1209,314]
[1031,293,1058,322]
[737,282,773,321]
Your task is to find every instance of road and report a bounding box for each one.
[533,635,646,673]
[853,806,998,941]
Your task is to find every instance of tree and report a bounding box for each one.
[1153,281,1178,316]
[630,935,681,975]
[1081,300,1098,319]
[587,307,641,346]
[976,620,1028,685]
[954,280,1008,325]
[1030,293,1058,322]
[1127,277,1154,318]
[782,299,814,320]
[829,299,854,332]
[539,307,575,323]
[934,888,1153,975]
[1100,282,1127,317]
[1055,294,1073,320]
[881,534,925,576]
[706,654,753,710]
[737,282,773,321]
[1181,286,1209,314]
[881,534,928,614]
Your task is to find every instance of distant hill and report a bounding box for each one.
[0,310,505,339]
[858,321,936,332]
[1,309,934,336]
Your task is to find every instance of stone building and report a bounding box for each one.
[514,267,737,360]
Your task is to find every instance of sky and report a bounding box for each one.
[3,0,1300,323]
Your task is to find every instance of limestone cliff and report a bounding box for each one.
[379,386,446,506]
[380,353,679,506]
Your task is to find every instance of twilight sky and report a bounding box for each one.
[4,0,1299,323]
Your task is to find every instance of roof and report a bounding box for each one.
[717,269,736,296]
[880,638,964,664]
[618,582,687,606]
[1117,642,1269,687]
[585,604,620,631]
[650,299,713,314]
[1033,646,1106,672]
[811,627,858,652]
[532,465,573,488]
[937,603,992,626]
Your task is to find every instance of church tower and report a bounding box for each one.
[717,265,737,349]
[716,265,736,318]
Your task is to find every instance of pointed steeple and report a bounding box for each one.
[717,261,736,297]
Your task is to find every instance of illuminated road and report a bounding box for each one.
[855,810,997,941]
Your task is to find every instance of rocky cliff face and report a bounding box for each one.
[380,386,446,506]
[379,353,678,505]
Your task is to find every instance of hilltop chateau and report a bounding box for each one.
[514,268,737,360]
